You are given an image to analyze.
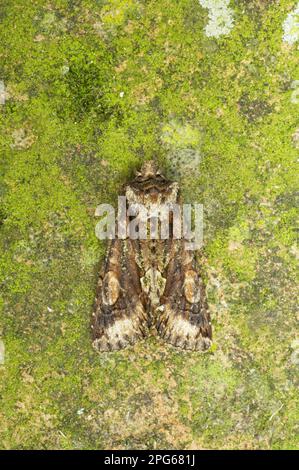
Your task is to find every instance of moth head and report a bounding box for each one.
[136,160,163,179]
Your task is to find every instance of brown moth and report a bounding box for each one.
[91,161,212,351]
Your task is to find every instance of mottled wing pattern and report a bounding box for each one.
[156,240,212,351]
[92,160,212,352]
[91,238,149,351]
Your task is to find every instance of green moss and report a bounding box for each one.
[0,0,298,450]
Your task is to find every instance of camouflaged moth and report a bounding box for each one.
[91,161,212,351]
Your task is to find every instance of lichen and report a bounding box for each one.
[199,0,234,38]
[161,120,202,182]
[282,2,299,45]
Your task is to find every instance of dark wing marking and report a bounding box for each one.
[91,239,149,351]
[156,240,212,351]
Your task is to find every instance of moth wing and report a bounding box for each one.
[156,241,212,351]
[91,239,149,351]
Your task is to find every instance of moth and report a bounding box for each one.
[91,161,212,351]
